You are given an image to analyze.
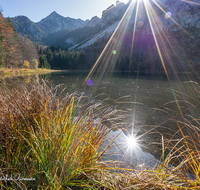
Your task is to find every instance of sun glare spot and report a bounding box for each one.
[127,136,137,148]
[112,50,117,55]
[164,11,172,19]
[138,21,144,27]
[86,79,93,86]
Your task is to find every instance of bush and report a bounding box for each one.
[23,60,30,69]
[32,58,38,69]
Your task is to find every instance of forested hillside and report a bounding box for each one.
[0,11,89,71]
[38,46,87,70]
[0,11,39,69]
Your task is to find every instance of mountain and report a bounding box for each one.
[10,1,129,46]
[101,1,127,26]
[69,0,200,50]
[68,0,200,72]
[37,11,87,34]
[10,0,200,71]
[70,21,120,50]
[11,11,88,44]
[60,1,128,48]
[11,16,46,41]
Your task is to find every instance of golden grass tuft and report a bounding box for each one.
[0,80,121,189]
[0,80,200,189]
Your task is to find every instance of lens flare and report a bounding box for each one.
[86,79,93,86]
[138,21,144,27]
[127,136,137,148]
[112,50,117,55]
[164,11,172,19]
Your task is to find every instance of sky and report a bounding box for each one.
[0,0,129,22]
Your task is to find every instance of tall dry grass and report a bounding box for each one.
[0,79,200,189]
[0,80,122,189]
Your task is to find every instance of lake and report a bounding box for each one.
[4,71,200,170]
[44,71,200,164]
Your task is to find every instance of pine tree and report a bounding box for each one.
[45,47,53,66]
[39,50,50,69]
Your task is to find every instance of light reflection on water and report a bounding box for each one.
[100,129,158,169]
[101,129,197,180]
[5,72,199,177]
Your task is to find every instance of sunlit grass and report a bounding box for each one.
[0,81,200,189]
[0,0,199,188]
[0,84,124,189]
[0,81,120,189]
[0,68,59,78]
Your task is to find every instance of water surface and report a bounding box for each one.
[4,71,200,169]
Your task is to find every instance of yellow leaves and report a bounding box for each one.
[32,58,38,69]
[23,60,30,69]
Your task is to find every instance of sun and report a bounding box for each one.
[127,135,137,148]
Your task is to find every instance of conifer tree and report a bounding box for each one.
[39,50,51,69]
[45,47,53,66]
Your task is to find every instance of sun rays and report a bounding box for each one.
[84,0,198,84]
[180,0,200,5]
[83,0,199,137]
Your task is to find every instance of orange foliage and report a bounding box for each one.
[0,11,23,67]
[0,11,39,68]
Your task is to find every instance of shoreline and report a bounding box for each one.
[0,68,62,78]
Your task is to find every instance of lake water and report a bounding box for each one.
[45,71,200,165]
[4,71,200,172]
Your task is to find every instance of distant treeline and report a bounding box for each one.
[0,10,89,71]
[38,46,86,70]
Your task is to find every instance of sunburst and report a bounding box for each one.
[83,0,199,138]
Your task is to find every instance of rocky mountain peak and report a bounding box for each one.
[102,1,126,26]
[36,11,86,34]
[43,11,64,21]
[50,11,59,16]
[86,16,102,26]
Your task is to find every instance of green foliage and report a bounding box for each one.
[39,53,51,69]
[38,46,86,70]
[0,32,4,43]
[45,47,53,65]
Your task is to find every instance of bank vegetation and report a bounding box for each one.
[0,80,200,189]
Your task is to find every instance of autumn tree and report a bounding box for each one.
[32,58,38,69]
[0,11,40,69]
[0,13,23,68]
[23,60,30,69]
[0,12,5,66]
[19,34,39,69]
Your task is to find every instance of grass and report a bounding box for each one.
[0,80,200,189]
[0,68,60,78]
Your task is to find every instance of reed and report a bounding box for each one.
[0,80,200,189]
[0,80,116,189]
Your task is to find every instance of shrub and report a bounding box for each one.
[32,58,38,69]
[23,60,30,69]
